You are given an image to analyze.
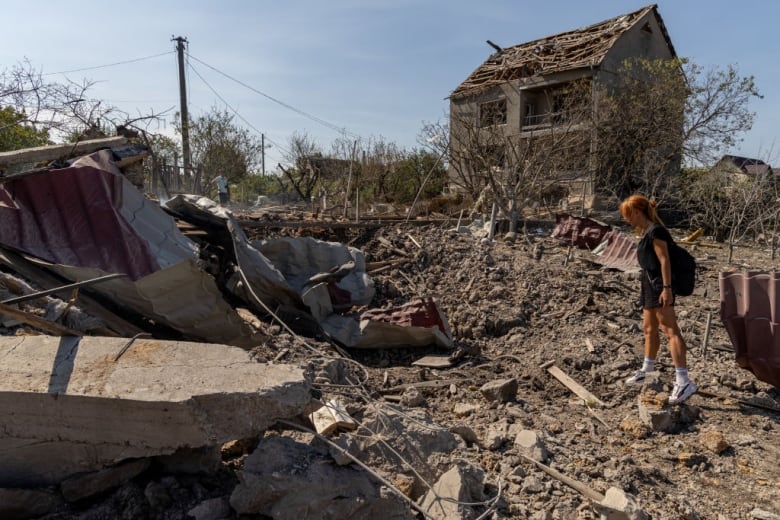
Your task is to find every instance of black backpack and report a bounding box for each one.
[669,242,696,296]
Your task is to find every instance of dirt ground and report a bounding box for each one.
[13,211,780,519]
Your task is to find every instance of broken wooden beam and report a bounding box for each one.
[0,302,83,336]
[546,364,605,407]
[0,137,129,170]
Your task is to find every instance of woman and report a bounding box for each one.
[619,194,697,405]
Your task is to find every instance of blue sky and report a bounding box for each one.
[1,1,777,171]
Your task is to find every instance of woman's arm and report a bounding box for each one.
[653,238,673,306]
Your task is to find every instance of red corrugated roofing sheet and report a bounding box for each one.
[552,214,611,249]
[0,151,194,280]
[720,271,780,388]
[592,229,640,273]
[0,154,154,279]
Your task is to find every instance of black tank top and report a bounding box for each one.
[637,224,674,278]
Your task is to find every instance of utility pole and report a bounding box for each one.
[261,133,265,176]
[173,36,192,186]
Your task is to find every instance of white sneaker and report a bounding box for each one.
[668,381,698,405]
[625,370,646,385]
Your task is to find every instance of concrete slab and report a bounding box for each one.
[0,335,312,487]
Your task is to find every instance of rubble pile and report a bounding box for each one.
[0,145,778,519]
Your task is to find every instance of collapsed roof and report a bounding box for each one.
[450,4,675,99]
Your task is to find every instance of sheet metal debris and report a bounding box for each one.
[0,146,452,350]
[590,229,640,273]
[552,213,611,249]
[719,271,780,388]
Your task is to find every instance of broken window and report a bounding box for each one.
[479,99,507,127]
[523,103,538,126]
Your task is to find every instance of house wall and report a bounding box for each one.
[598,11,675,89]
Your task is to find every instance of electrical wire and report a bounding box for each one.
[188,53,359,139]
[187,61,292,158]
[42,51,175,76]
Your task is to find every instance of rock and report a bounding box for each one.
[145,480,173,511]
[485,419,510,451]
[699,430,730,454]
[400,388,426,407]
[454,403,481,417]
[619,416,652,439]
[479,378,518,403]
[513,430,549,463]
[599,486,649,520]
[418,461,485,520]
[449,424,479,445]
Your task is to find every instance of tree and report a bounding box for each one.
[178,106,265,193]
[387,148,448,205]
[594,58,762,200]
[279,131,323,201]
[0,106,50,151]
[2,59,166,145]
[449,79,593,233]
[681,164,778,262]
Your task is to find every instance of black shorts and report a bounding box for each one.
[640,271,674,309]
[218,192,229,204]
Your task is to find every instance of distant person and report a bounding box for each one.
[619,194,697,405]
[211,175,229,205]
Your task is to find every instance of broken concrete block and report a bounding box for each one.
[637,376,700,433]
[230,436,414,519]
[514,430,549,463]
[479,378,518,403]
[0,335,312,487]
[357,404,463,499]
[418,461,485,520]
[600,486,649,520]
[60,458,151,503]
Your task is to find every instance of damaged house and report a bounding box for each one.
[448,4,681,209]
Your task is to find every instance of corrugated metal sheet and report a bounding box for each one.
[0,150,197,280]
[357,297,453,349]
[552,213,612,249]
[0,151,258,346]
[592,229,640,273]
[720,271,780,388]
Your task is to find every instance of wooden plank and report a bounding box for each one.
[0,137,129,169]
[0,302,83,337]
[0,248,144,337]
[547,365,605,407]
[411,355,454,368]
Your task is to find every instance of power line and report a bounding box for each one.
[188,53,359,139]
[43,51,175,76]
[187,61,291,158]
